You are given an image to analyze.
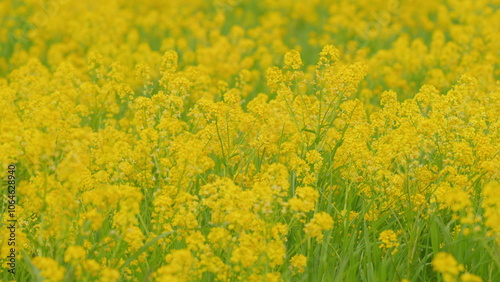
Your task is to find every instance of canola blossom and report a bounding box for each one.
[1,0,500,281]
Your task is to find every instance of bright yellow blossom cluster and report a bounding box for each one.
[379,230,400,254]
[1,0,500,281]
[289,254,307,274]
[432,252,483,282]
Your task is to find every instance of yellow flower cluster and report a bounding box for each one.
[432,252,482,282]
[289,254,307,274]
[31,257,65,282]
[379,230,400,254]
[1,0,499,281]
[304,212,334,242]
[482,182,500,245]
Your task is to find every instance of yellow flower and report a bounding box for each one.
[482,182,500,244]
[284,50,303,70]
[100,268,120,282]
[318,45,339,66]
[444,189,471,212]
[153,249,193,281]
[304,212,334,242]
[290,254,307,273]
[432,252,464,282]
[288,186,319,212]
[64,245,86,263]
[379,230,400,254]
[32,257,65,282]
[460,273,483,282]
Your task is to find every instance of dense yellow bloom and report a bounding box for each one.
[318,45,339,66]
[64,246,86,263]
[444,189,471,212]
[32,257,66,282]
[460,273,483,282]
[288,186,319,212]
[379,230,400,254]
[482,182,500,244]
[284,50,303,70]
[153,249,194,281]
[231,232,265,268]
[304,212,334,242]
[2,0,500,280]
[290,254,307,274]
[432,252,464,282]
[100,268,120,282]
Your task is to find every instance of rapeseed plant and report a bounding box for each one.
[1,0,499,281]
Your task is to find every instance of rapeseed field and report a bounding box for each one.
[1,0,499,281]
